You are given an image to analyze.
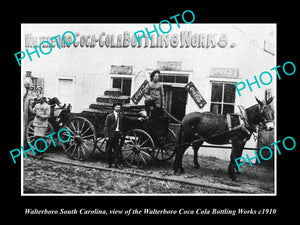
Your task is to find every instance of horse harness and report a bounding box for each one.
[164,106,268,147]
[189,106,255,146]
[226,105,254,135]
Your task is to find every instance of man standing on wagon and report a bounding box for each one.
[104,102,144,169]
[144,70,165,118]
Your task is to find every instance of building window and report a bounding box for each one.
[160,74,189,84]
[31,76,45,94]
[210,82,236,115]
[112,77,132,96]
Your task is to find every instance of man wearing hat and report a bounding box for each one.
[104,102,144,169]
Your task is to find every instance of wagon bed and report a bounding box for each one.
[64,109,177,168]
[25,88,177,168]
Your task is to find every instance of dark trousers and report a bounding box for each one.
[106,131,124,166]
[147,107,164,118]
[34,136,46,156]
[145,100,164,118]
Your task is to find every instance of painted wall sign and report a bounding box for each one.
[157,61,182,71]
[210,67,239,78]
[25,32,235,49]
[110,65,133,75]
[131,80,149,104]
[185,81,207,109]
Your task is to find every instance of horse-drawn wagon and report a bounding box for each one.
[25,88,177,168]
[24,84,275,181]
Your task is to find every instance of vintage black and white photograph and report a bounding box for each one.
[21,23,276,195]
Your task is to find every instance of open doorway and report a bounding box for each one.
[164,85,187,123]
[146,70,190,122]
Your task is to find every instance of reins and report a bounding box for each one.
[163,109,183,125]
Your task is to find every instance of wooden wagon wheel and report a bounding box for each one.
[61,116,97,161]
[25,120,54,152]
[122,129,155,168]
[154,128,177,161]
[95,137,107,154]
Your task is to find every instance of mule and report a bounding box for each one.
[173,97,274,180]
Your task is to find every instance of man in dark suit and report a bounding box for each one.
[104,102,144,169]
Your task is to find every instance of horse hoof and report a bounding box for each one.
[234,168,241,174]
[194,164,200,169]
[231,176,238,182]
[174,171,180,176]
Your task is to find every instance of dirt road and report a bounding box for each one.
[23,148,274,194]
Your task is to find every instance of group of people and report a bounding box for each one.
[26,70,165,165]
[105,70,165,169]
[25,86,66,157]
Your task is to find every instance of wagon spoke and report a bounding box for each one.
[65,127,76,136]
[70,121,77,133]
[80,119,86,133]
[130,152,136,165]
[140,150,151,159]
[61,131,75,139]
[76,120,80,133]
[68,139,76,146]
[28,135,35,140]
[136,136,143,146]
[82,146,86,158]
[77,144,81,159]
[72,120,77,132]
[139,139,149,147]
[122,147,133,152]
[123,151,134,160]
[81,142,89,156]
[65,142,76,152]
[81,140,90,151]
[81,134,95,140]
[79,145,86,158]
[140,146,152,151]
[70,145,78,158]
[139,152,147,165]
[28,136,35,143]
[81,126,92,137]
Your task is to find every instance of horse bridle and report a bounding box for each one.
[257,104,274,130]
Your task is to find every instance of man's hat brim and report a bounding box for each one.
[112,102,122,108]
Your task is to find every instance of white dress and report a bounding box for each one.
[33,102,50,137]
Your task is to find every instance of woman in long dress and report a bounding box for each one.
[29,97,51,156]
